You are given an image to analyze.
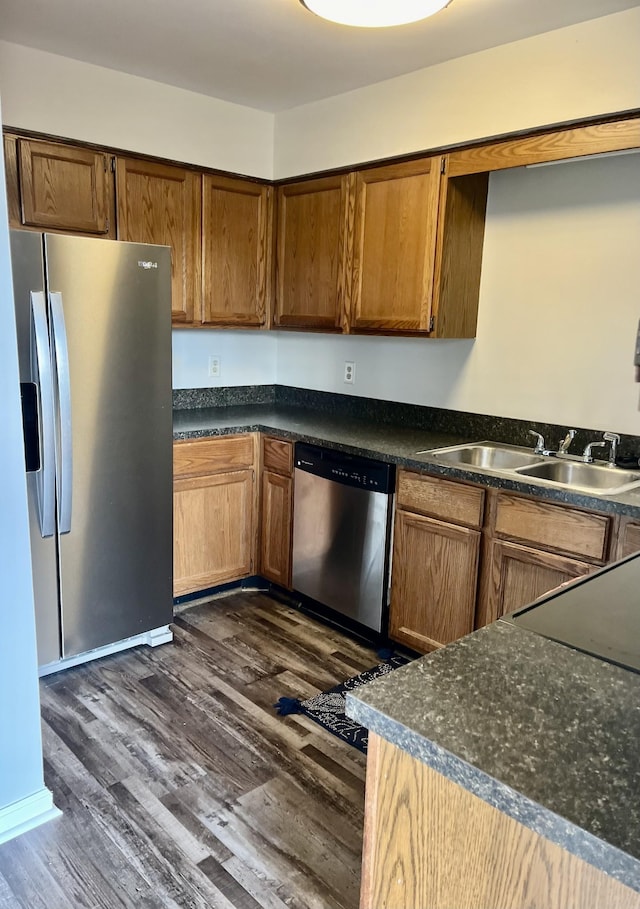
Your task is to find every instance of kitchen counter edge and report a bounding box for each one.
[172,405,640,518]
[346,620,640,895]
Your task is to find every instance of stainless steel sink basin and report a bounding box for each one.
[416,440,640,496]
[514,460,640,495]
[417,441,545,471]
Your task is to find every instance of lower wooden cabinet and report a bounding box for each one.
[171,436,634,628]
[390,468,618,651]
[615,517,640,560]
[259,470,293,588]
[390,470,483,653]
[259,436,294,589]
[173,436,256,597]
[478,538,593,625]
[390,509,480,653]
[490,491,610,563]
[476,489,611,627]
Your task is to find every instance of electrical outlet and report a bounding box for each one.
[208,356,221,378]
[344,361,355,384]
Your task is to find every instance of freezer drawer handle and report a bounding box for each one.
[30,291,56,537]
[48,291,73,534]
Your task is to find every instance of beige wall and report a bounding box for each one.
[274,8,640,178]
[0,41,274,178]
[272,7,640,435]
[1,13,640,434]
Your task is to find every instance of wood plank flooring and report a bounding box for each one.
[0,592,380,909]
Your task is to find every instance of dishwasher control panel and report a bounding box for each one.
[295,442,395,494]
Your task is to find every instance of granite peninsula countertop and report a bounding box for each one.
[346,619,640,893]
[173,403,640,518]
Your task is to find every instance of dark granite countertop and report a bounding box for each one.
[175,392,640,887]
[346,620,640,893]
[173,403,640,518]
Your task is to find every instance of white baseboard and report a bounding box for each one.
[0,787,61,846]
[39,625,173,677]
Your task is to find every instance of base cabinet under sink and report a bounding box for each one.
[389,469,617,653]
[479,539,594,625]
[389,470,484,653]
[390,510,480,652]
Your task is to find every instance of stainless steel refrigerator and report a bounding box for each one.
[11,231,174,673]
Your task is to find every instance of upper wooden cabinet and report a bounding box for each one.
[274,157,488,338]
[448,118,640,177]
[5,135,115,237]
[116,157,201,325]
[3,135,21,227]
[275,174,351,331]
[202,174,273,327]
[351,158,442,333]
[431,170,489,338]
[6,115,638,336]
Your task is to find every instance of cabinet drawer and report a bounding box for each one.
[493,493,610,562]
[173,435,254,478]
[262,436,293,476]
[396,470,484,528]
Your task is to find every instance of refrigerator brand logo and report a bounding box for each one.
[138,260,158,269]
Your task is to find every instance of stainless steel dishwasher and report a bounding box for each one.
[292,442,395,635]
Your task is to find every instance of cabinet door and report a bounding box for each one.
[390,509,480,653]
[614,517,640,560]
[479,539,593,626]
[173,469,254,596]
[116,157,201,324]
[259,470,293,589]
[275,174,351,330]
[16,137,114,236]
[202,174,273,327]
[350,157,442,333]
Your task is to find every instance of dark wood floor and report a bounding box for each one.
[0,592,380,909]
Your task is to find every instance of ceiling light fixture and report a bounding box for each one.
[300,0,452,29]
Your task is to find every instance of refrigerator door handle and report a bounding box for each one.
[48,291,73,534]
[30,291,56,537]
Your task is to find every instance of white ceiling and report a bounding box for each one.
[1,0,639,112]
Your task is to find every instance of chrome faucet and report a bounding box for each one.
[528,430,554,456]
[558,429,576,455]
[582,440,606,463]
[603,432,620,467]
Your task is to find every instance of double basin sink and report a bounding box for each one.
[415,441,640,496]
